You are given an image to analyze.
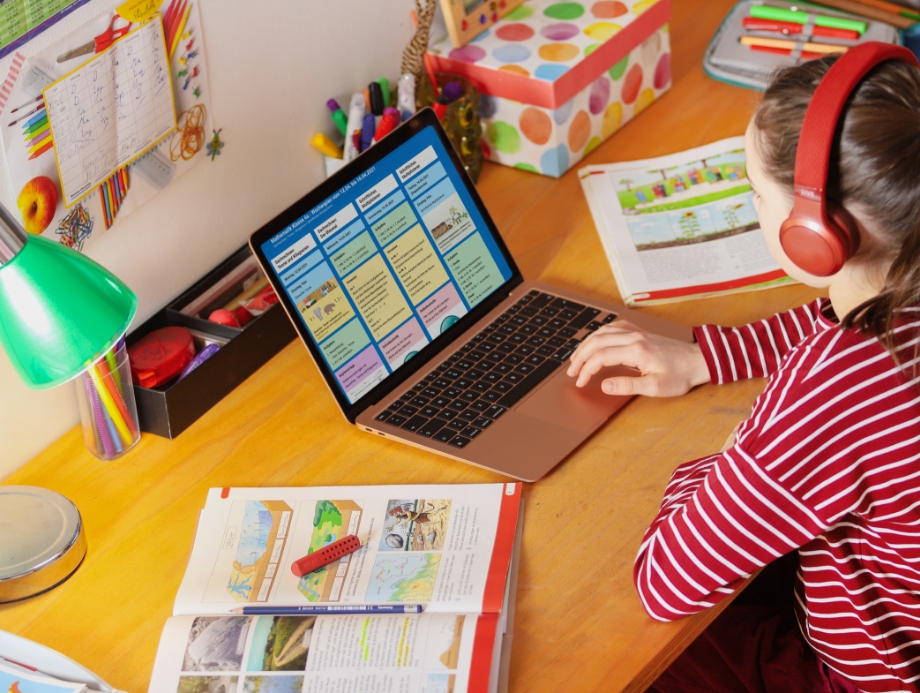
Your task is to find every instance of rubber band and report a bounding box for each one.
[169,103,207,162]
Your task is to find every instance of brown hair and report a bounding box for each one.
[753,55,920,363]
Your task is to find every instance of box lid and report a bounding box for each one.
[428,0,670,108]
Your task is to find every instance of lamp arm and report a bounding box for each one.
[0,202,27,265]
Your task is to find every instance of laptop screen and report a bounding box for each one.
[257,118,515,409]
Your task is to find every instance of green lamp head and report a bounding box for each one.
[0,203,137,389]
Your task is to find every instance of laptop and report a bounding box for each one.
[249,109,691,482]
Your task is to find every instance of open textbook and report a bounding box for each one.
[149,483,523,693]
[579,136,793,305]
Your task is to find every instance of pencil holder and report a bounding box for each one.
[417,72,484,183]
[75,341,141,460]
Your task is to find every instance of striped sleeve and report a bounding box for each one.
[633,331,842,621]
[693,299,827,384]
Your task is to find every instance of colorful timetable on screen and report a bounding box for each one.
[261,126,513,404]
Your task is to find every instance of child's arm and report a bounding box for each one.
[632,445,827,621]
[568,299,828,395]
[631,315,904,621]
[695,298,828,384]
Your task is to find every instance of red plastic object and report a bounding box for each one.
[209,308,240,327]
[291,534,361,577]
[128,326,195,388]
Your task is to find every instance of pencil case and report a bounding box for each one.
[704,0,901,90]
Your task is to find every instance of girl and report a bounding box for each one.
[567,45,920,693]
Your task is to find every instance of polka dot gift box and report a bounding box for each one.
[428,0,671,177]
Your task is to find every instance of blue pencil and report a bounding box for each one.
[23,109,48,128]
[231,604,424,615]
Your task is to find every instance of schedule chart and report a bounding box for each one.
[261,126,513,405]
[43,17,175,206]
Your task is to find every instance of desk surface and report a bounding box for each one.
[0,2,821,691]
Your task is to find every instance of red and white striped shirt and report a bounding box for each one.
[635,299,920,693]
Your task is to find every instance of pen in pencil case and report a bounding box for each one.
[750,5,868,34]
[742,17,861,40]
[230,604,425,615]
[740,36,849,55]
[747,44,826,60]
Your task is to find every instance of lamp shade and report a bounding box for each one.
[0,234,137,389]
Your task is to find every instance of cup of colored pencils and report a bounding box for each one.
[75,338,141,460]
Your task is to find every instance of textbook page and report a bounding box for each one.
[174,483,521,617]
[147,611,499,693]
[579,136,793,305]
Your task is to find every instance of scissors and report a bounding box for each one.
[56,16,133,63]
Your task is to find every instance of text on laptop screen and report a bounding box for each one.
[260,125,514,405]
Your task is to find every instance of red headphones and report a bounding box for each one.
[780,42,919,277]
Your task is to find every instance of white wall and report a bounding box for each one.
[0,0,416,478]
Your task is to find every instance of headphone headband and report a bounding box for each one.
[794,43,919,207]
[781,42,919,277]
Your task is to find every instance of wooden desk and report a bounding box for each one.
[0,2,821,690]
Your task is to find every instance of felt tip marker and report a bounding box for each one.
[360,112,376,151]
[397,73,416,122]
[343,92,366,162]
[374,107,399,142]
[326,99,348,137]
[368,81,385,115]
[231,604,424,615]
[749,6,867,34]
[311,133,342,159]
[376,77,391,109]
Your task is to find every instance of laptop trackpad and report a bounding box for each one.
[516,367,631,433]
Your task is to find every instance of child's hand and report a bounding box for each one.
[566,320,710,397]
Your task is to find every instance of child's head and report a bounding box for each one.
[747,53,920,339]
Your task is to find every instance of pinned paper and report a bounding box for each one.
[43,17,176,207]
[116,0,161,22]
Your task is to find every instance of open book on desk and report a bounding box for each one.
[579,136,794,305]
[149,483,523,693]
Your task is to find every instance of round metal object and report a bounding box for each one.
[0,486,87,603]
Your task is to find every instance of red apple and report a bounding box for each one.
[17,176,58,235]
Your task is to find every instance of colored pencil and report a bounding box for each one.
[806,0,915,27]
[27,134,52,155]
[162,0,179,30]
[231,605,424,615]
[87,364,133,445]
[26,127,50,147]
[28,141,53,160]
[740,35,849,53]
[95,356,137,438]
[164,0,184,47]
[23,117,49,137]
[82,373,115,457]
[100,184,109,228]
[166,0,187,53]
[748,44,825,59]
[848,0,920,21]
[169,3,191,58]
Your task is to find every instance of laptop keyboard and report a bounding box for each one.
[374,290,617,450]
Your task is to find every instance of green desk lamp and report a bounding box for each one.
[0,201,137,603]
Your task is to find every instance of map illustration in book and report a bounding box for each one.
[296,500,362,603]
[152,483,522,693]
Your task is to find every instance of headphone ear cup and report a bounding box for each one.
[779,204,858,277]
